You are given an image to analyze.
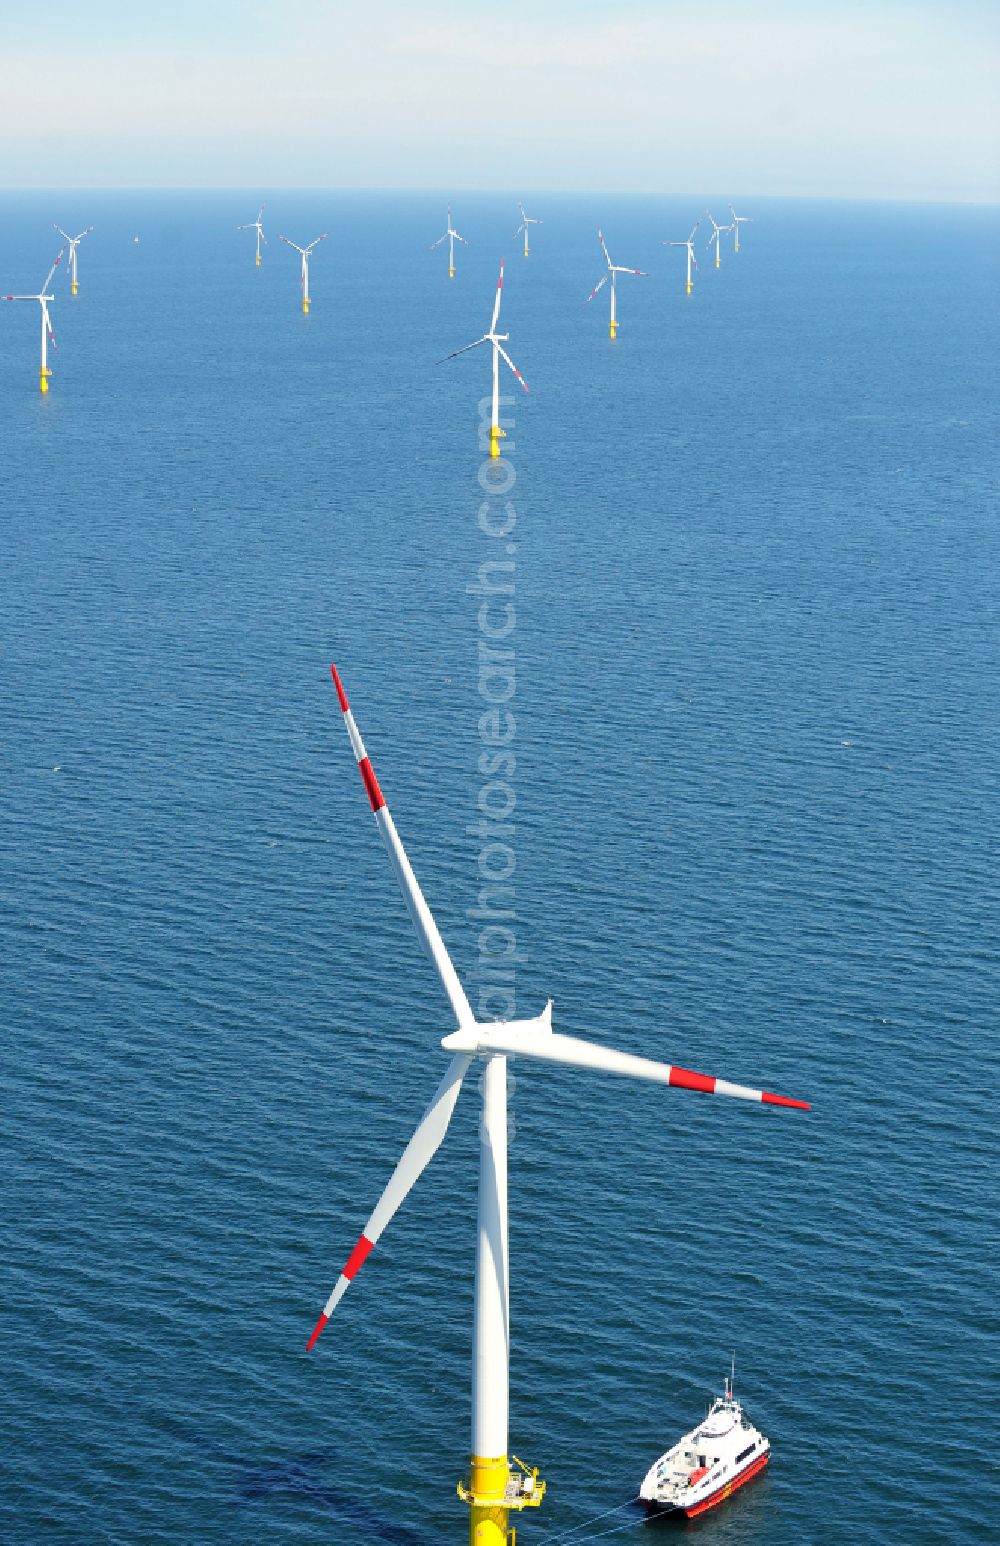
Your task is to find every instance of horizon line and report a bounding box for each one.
[1,186,997,208]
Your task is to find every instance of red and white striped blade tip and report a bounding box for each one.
[306,1312,329,1351]
[669,1063,810,1109]
[330,662,349,712]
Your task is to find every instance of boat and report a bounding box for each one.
[638,1366,770,1518]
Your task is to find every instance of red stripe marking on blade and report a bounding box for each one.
[358,758,385,813]
[306,1311,329,1351]
[330,663,349,713]
[668,1066,716,1094]
[343,1234,375,1280]
[762,1091,811,1110]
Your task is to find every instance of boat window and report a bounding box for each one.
[736,1443,756,1464]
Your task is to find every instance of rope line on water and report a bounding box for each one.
[531,1494,643,1546]
[535,1509,652,1546]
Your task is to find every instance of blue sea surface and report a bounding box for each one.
[1,190,998,1544]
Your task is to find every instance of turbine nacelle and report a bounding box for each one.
[442,1005,553,1055]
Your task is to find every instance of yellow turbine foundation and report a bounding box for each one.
[71,280,79,296]
[302,297,309,314]
[256,253,261,267]
[39,368,50,394]
[449,266,455,279]
[468,1456,509,1546]
[460,1454,546,1545]
[609,320,617,340]
[686,281,692,295]
[716,255,720,269]
[489,426,506,459]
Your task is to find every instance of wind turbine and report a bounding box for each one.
[730,205,752,254]
[307,664,811,1546]
[705,213,733,271]
[4,248,63,392]
[586,227,648,340]
[430,205,468,279]
[513,202,541,258]
[52,224,93,296]
[663,220,700,296]
[278,232,328,313]
[238,205,266,266]
[438,258,528,459]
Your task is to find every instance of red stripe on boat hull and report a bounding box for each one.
[685,1450,770,1518]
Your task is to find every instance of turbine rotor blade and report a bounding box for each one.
[330,666,473,1029]
[436,335,488,364]
[490,259,505,332]
[450,1025,810,1110]
[585,274,608,303]
[41,250,65,292]
[597,227,612,267]
[306,1051,473,1349]
[497,343,529,394]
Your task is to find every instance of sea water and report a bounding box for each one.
[1,190,997,1543]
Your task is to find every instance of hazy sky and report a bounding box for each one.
[3,0,997,199]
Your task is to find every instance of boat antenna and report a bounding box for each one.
[729,1350,736,1399]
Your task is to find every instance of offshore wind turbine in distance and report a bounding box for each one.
[705,213,733,270]
[238,205,267,266]
[52,224,93,296]
[730,205,752,253]
[278,231,328,313]
[437,258,529,459]
[430,204,467,279]
[4,248,63,392]
[664,220,700,295]
[586,227,648,340]
[513,202,542,257]
[306,664,811,1546]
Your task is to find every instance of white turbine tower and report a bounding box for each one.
[52,224,93,296]
[438,258,529,459]
[430,204,468,279]
[278,232,328,313]
[586,227,648,340]
[307,664,812,1546]
[706,213,733,271]
[730,205,753,254]
[238,205,267,266]
[4,248,63,393]
[513,202,541,258]
[663,220,701,296]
